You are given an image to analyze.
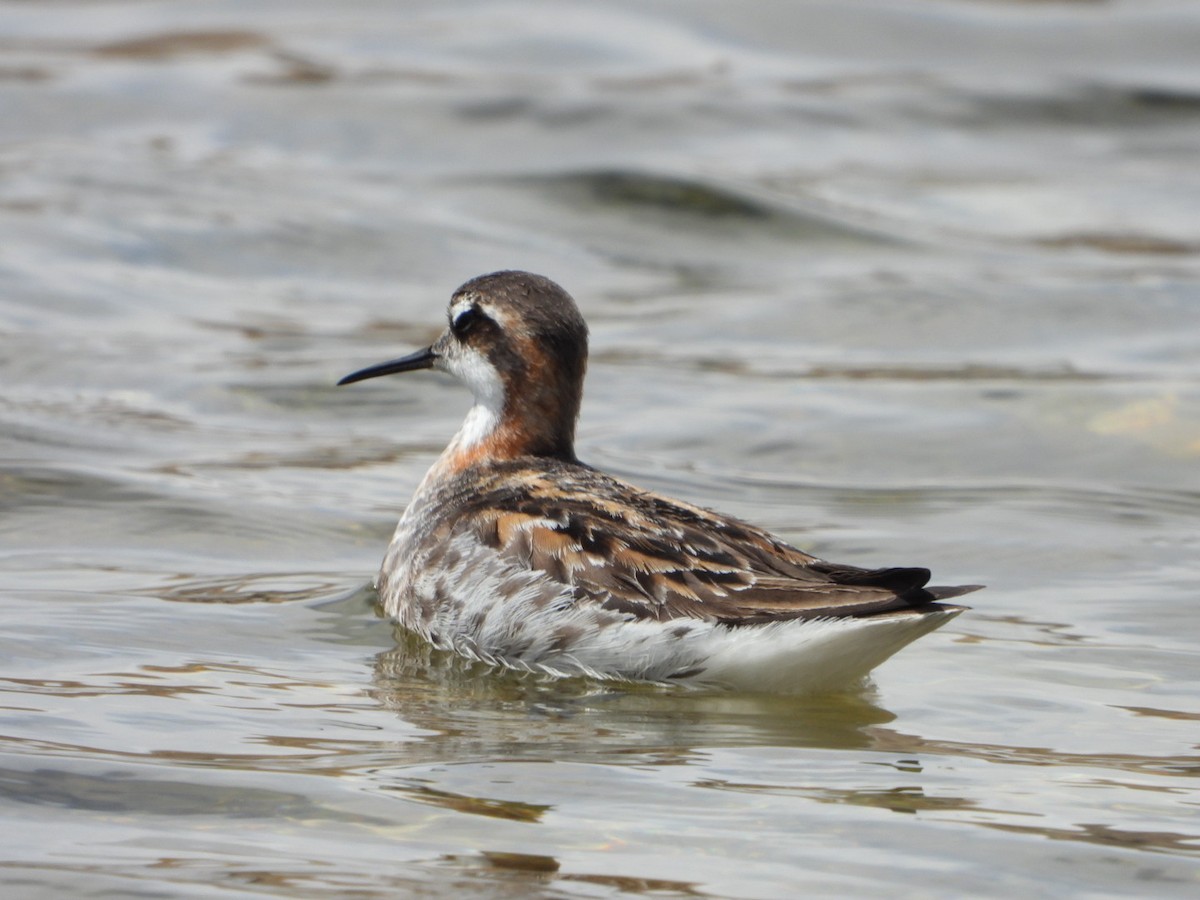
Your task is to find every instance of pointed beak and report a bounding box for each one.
[337,346,438,386]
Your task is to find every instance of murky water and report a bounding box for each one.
[2,1,1199,896]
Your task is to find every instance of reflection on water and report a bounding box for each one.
[3,0,1200,896]
[370,629,899,759]
[141,572,357,605]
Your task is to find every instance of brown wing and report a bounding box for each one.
[457,460,981,625]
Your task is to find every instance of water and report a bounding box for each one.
[2,1,1199,896]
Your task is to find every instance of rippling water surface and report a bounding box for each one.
[3,1,1199,896]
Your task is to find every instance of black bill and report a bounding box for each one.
[337,346,438,386]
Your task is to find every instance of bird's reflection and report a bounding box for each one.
[368,626,897,765]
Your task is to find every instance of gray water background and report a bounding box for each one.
[2,1,1199,896]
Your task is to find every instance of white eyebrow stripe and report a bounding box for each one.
[482,302,505,324]
[449,298,475,326]
[449,296,508,330]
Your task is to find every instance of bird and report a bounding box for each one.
[337,271,981,693]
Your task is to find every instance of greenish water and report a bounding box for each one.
[2,1,1199,896]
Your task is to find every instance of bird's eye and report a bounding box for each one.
[451,307,481,338]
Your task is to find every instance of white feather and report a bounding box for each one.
[440,348,505,450]
[380,531,963,695]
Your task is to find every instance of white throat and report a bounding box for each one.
[454,402,502,450]
[444,347,506,451]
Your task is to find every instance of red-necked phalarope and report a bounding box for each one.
[338,271,981,693]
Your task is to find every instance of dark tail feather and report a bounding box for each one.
[811,563,932,593]
[923,584,985,602]
[811,562,984,609]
